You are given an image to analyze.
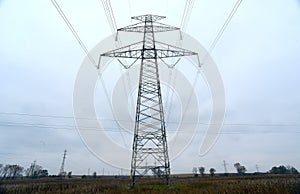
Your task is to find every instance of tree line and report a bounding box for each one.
[1,162,299,179]
[0,162,49,180]
[192,163,299,177]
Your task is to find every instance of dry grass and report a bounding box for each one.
[0,174,299,193]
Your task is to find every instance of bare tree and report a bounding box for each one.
[12,165,24,178]
[1,165,9,178]
[0,164,3,177]
[1,164,23,179]
[269,165,299,174]
[192,167,198,177]
[209,168,216,176]
[199,167,205,176]
[26,164,48,178]
[234,163,246,175]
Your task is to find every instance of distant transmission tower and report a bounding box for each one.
[100,14,199,187]
[223,160,228,174]
[58,149,67,176]
[28,160,36,177]
[256,164,259,173]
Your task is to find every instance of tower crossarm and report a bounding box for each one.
[156,49,196,58]
[100,41,200,69]
[118,24,179,33]
[100,14,200,69]
[131,14,166,22]
[100,41,199,67]
[101,48,195,59]
[101,49,142,58]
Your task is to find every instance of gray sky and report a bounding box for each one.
[0,0,300,175]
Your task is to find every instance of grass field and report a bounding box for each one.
[0,174,299,193]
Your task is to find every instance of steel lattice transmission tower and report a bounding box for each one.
[58,149,67,176]
[100,14,199,186]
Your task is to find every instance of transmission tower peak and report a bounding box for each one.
[131,14,166,22]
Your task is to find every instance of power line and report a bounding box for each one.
[3,1,298,135]
[1,111,299,126]
[179,1,244,128]
[0,111,77,119]
[1,120,300,135]
[204,0,243,63]
[180,0,195,32]
[209,0,243,52]
[166,0,196,110]
[97,0,128,145]
[0,122,129,132]
[50,0,126,144]
[101,0,117,33]
[100,0,123,46]
[100,0,135,128]
[50,0,97,66]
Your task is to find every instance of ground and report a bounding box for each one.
[0,174,299,193]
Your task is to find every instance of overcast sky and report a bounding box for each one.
[0,0,300,175]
